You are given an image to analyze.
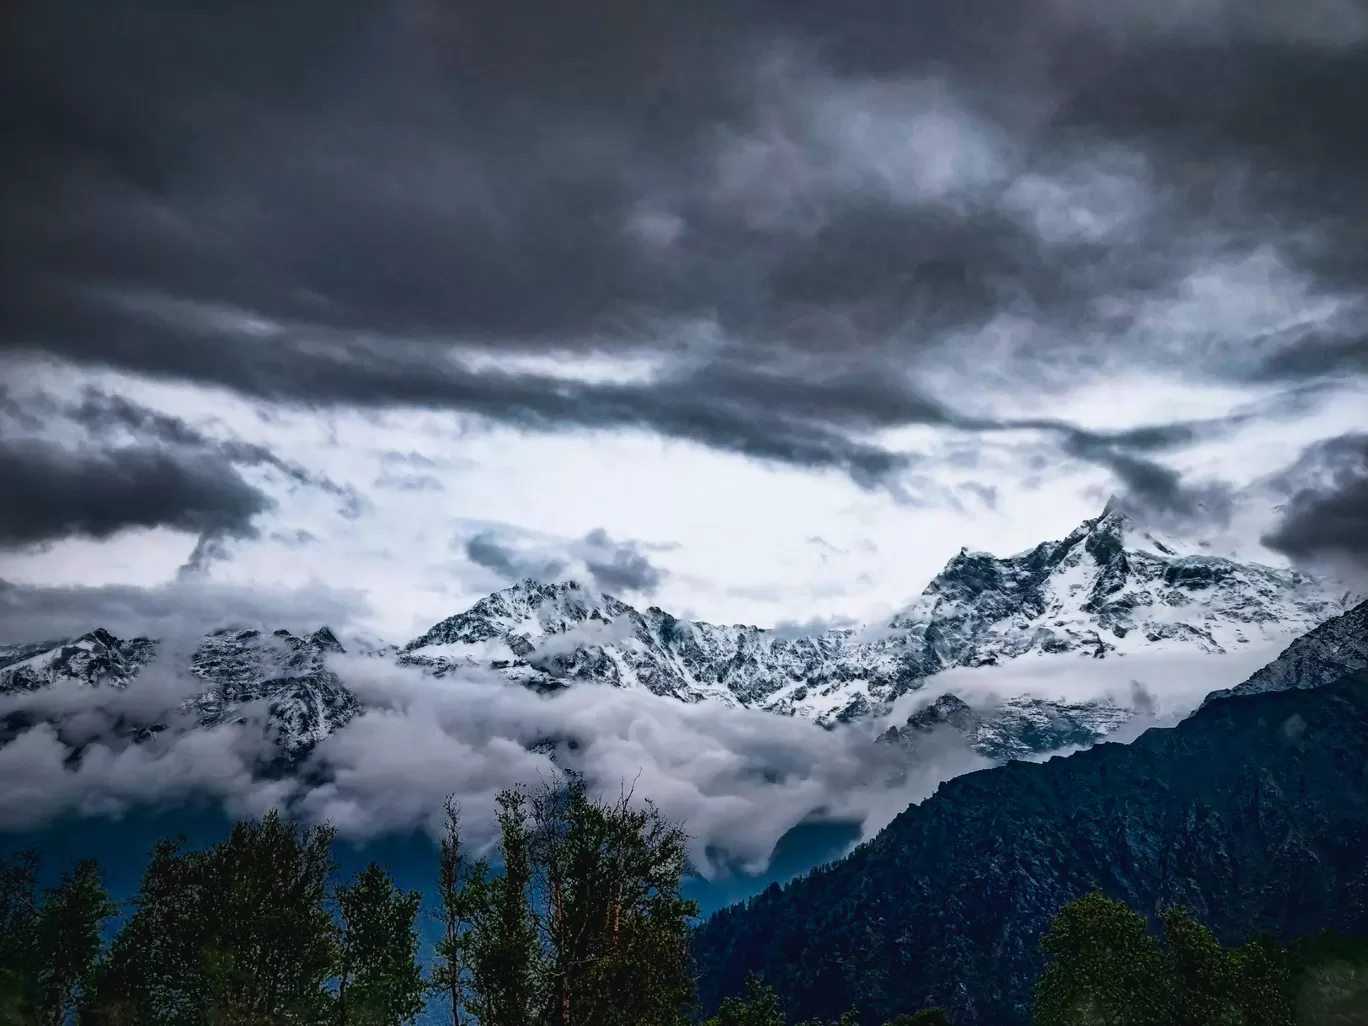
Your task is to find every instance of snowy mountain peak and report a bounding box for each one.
[0,628,156,692]
[1,623,357,755]
[893,504,1333,666]
[2,506,1354,763]
[405,578,626,652]
[1202,597,1368,706]
[396,505,1345,737]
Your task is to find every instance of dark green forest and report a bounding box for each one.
[2,781,1365,1026]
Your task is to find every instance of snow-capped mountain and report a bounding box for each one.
[0,624,357,754]
[0,505,1350,761]
[0,628,156,692]
[188,626,359,750]
[401,507,1342,735]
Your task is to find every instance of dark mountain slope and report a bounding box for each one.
[692,670,1368,1025]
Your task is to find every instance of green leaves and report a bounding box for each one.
[457,779,701,1026]
[706,975,788,1026]
[1033,891,1171,1026]
[335,863,425,1026]
[1033,893,1294,1026]
[30,860,117,1026]
[429,798,489,1026]
[703,973,950,1026]
[527,779,698,1026]
[0,854,115,1026]
[468,788,539,1026]
[86,813,338,1025]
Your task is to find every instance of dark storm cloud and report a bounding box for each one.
[3,0,1366,504]
[0,439,271,547]
[1264,434,1368,566]
[0,386,350,549]
[1057,429,1234,527]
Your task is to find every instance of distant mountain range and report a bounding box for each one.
[0,625,356,753]
[0,506,1351,760]
[691,596,1368,1026]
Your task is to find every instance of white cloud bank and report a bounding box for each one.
[0,655,991,877]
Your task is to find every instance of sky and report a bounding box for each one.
[3,0,1368,643]
[2,0,1368,868]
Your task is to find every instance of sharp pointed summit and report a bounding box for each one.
[0,511,1352,762]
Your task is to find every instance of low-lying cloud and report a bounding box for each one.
[0,654,989,876]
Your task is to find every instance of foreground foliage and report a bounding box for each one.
[0,779,701,1026]
[1033,892,1368,1026]
[701,974,952,1026]
[4,792,1368,1026]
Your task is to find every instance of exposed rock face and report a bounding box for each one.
[399,507,1341,751]
[885,692,1134,762]
[0,628,156,692]
[0,508,1348,760]
[0,624,356,755]
[188,626,359,751]
[692,653,1368,1025]
[1202,598,1368,705]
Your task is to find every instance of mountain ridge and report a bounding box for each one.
[0,507,1347,759]
[691,643,1368,1024]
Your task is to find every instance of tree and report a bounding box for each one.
[0,853,114,1026]
[82,837,208,1026]
[28,860,116,1025]
[429,798,489,1026]
[468,789,539,1026]
[1033,894,1293,1026]
[1160,906,1291,1026]
[1032,892,1171,1026]
[0,851,40,1026]
[334,863,425,1026]
[527,779,697,1026]
[202,811,338,1023]
[701,974,880,1026]
[884,1012,954,1026]
[703,975,788,1026]
[84,812,339,1025]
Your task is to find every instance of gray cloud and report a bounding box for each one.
[0,384,354,551]
[3,0,1366,527]
[464,533,567,585]
[0,438,272,547]
[0,577,368,647]
[0,653,990,872]
[1263,433,1368,568]
[582,528,666,594]
[462,527,668,596]
[1059,431,1234,529]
